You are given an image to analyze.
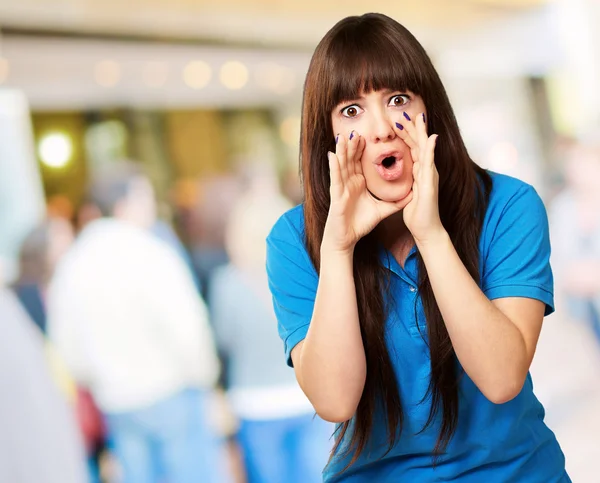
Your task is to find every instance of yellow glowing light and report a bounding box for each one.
[183,60,212,89]
[220,61,248,90]
[0,58,9,84]
[38,132,73,169]
[94,60,121,87]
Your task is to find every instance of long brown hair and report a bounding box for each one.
[300,13,492,468]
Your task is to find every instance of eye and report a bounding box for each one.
[388,94,410,107]
[341,104,363,118]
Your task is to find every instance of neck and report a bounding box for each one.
[376,211,413,251]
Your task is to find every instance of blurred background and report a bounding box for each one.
[1,0,599,482]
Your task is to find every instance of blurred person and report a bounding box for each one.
[210,169,332,483]
[188,175,243,302]
[151,205,202,295]
[549,134,600,344]
[77,192,200,291]
[0,256,89,483]
[46,162,228,483]
[12,216,75,333]
[10,217,106,482]
[47,194,75,221]
[266,13,569,482]
[76,198,103,231]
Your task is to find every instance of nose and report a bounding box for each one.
[368,111,396,143]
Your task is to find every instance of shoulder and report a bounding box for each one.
[484,171,547,228]
[267,203,316,273]
[267,204,306,245]
[266,204,318,282]
[487,171,541,207]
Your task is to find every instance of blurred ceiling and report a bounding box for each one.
[0,0,550,48]
[0,0,554,110]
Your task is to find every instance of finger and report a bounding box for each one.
[400,111,418,139]
[393,116,418,151]
[379,200,404,219]
[394,189,414,210]
[346,130,360,176]
[416,112,429,150]
[328,151,343,199]
[375,190,413,218]
[411,178,419,201]
[412,159,420,179]
[335,133,349,181]
[423,134,438,168]
[410,146,421,170]
[355,136,366,175]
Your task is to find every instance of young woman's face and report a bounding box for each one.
[331,89,426,203]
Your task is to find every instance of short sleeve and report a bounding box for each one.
[482,184,554,316]
[266,217,318,367]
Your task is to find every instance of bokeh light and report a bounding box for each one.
[94,60,121,87]
[38,132,73,169]
[183,60,212,89]
[220,61,248,90]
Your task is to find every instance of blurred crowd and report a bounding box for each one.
[3,128,600,482]
[0,159,332,483]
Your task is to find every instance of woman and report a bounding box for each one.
[266,13,570,482]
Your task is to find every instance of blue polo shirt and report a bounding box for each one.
[266,172,570,482]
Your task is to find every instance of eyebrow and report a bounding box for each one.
[337,88,402,106]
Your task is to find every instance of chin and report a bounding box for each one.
[368,180,413,203]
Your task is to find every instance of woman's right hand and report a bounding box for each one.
[322,131,409,253]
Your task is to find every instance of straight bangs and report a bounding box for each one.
[323,29,424,114]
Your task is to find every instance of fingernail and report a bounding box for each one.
[403,112,411,121]
[422,113,426,123]
[335,134,339,144]
[395,122,404,130]
[349,131,354,141]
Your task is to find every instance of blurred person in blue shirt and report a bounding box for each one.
[266,13,569,482]
[46,162,230,483]
[210,169,332,483]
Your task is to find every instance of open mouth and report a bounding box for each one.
[381,156,396,169]
[375,155,404,181]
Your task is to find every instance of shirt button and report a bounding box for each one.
[409,286,416,292]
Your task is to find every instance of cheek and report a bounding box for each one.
[330,118,340,138]
[331,117,366,141]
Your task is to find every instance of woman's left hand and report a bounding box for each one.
[394,112,445,246]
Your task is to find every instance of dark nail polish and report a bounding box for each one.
[403,112,411,121]
[349,131,354,140]
[335,135,339,144]
[395,122,404,130]
[422,113,426,123]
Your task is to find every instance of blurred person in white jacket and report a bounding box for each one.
[47,163,228,483]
